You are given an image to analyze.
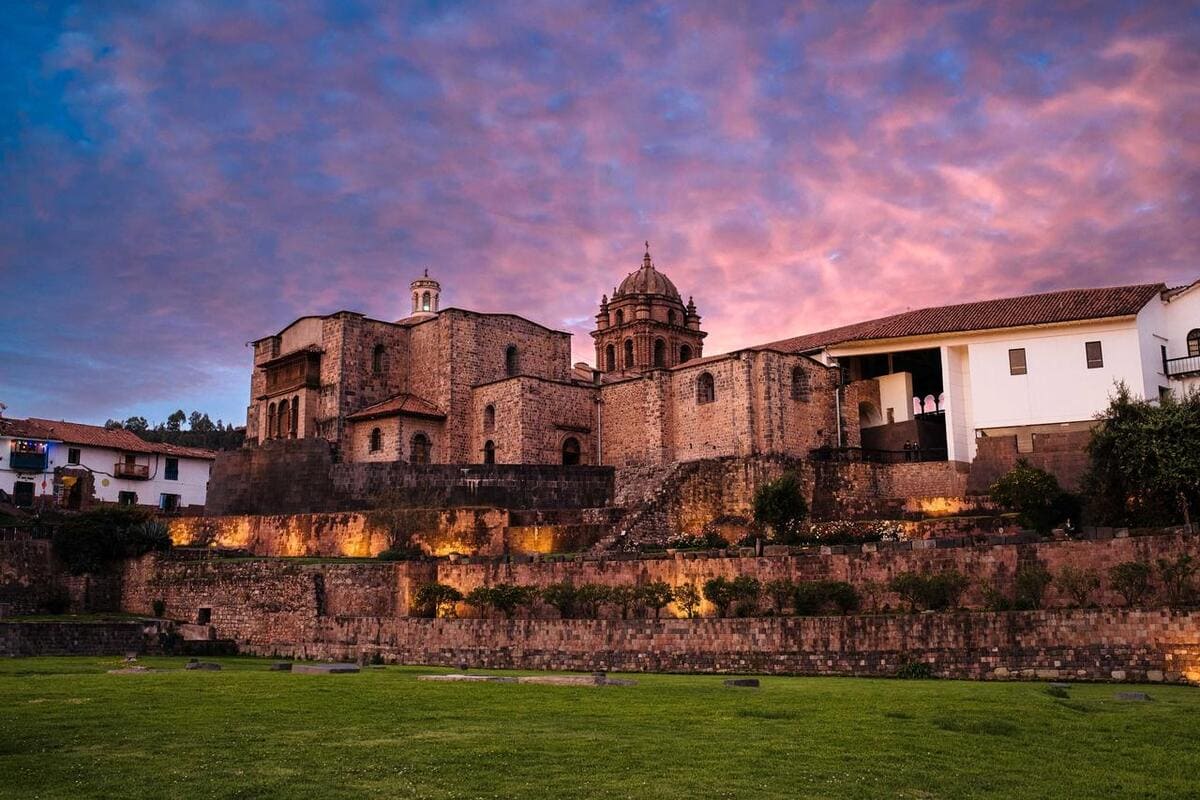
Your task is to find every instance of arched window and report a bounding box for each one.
[653,338,666,367]
[290,396,299,438]
[266,402,277,439]
[605,344,616,371]
[483,440,496,465]
[615,309,624,325]
[277,401,289,439]
[505,345,519,377]
[484,404,495,433]
[561,437,581,466]
[372,344,385,375]
[624,339,634,368]
[791,366,810,401]
[679,344,692,364]
[410,433,431,464]
[369,427,382,453]
[422,291,431,312]
[696,372,715,404]
[859,401,881,428]
[1189,328,1200,357]
[412,292,419,312]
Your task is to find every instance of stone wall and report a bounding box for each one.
[0,539,58,617]
[206,438,614,515]
[0,619,167,657]
[969,429,1093,492]
[246,611,1200,684]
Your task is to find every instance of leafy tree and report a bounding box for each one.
[414,582,462,618]
[752,472,809,543]
[729,575,762,617]
[1108,561,1153,607]
[888,571,969,612]
[1014,564,1053,610]
[764,578,795,614]
[465,584,536,619]
[541,582,580,619]
[637,581,674,619]
[889,572,926,613]
[165,410,187,432]
[672,582,701,618]
[1057,566,1101,608]
[122,416,149,432]
[1156,555,1197,607]
[609,585,640,619]
[989,460,1076,534]
[575,584,611,618]
[1083,384,1200,527]
[52,507,170,575]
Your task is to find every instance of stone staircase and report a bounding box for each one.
[590,461,700,552]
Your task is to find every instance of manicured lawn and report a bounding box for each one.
[0,657,1196,799]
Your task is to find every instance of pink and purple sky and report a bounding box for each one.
[2,1,1198,426]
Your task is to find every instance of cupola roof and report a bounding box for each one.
[616,242,682,301]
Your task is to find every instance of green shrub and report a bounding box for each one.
[791,580,859,616]
[764,578,795,615]
[729,575,762,617]
[637,581,675,619]
[376,546,423,561]
[1109,561,1153,607]
[888,571,969,612]
[1056,566,1101,608]
[415,582,463,618]
[672,582,701,618]
[895,659,935,679]
[826,581,861,615]
[752,472,808,543]
[702,577,736,618]
[665,531,728,550]
[989,460,1075,534]
[465,584,536,618]
[979,578,1013,611]
[52,506,169,575]
[1156,555,1197,607]
[1014,564,1053,610]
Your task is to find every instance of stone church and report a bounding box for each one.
[246,245,841,469]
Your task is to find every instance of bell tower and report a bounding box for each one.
[591,242,706,373]
[410,269,441,318]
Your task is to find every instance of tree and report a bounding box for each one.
[189,411,215,433]
[1109,561,1153,607]
[1014,564,1053,610]
[764,578,795,615]
[122,416,149,432]
[673,582,701,618]
[1083,384,1200,527]
[1057,566,1101,608]
[465,584,535,619]
[752,472,809,543]
[575,584,611,618]
[702,577,736,618]
[637,581,674,619]
[1157,555,1197,607]
[541,582,580,619]
[729,575,762,617]
[52,507,170,575]
[989,460,1076,534]
[414,582,462,618]
[165,409,187,432]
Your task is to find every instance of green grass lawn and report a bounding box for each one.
[0,657,1196,799]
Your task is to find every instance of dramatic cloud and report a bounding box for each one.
[2,1,1197,424]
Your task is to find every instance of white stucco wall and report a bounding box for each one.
[876,372,914,424]
[0,439,211,509]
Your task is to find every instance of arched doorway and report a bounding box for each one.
[483,440,496,465]
[561,437,581,466]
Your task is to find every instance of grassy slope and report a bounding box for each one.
[0,657,1195,799]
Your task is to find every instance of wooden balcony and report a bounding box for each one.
[114,462,150,480]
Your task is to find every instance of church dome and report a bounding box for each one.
[617,243,681,301]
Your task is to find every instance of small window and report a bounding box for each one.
[1008,348,1027,376]
[410,433,431,464]
[668,310,677,326]
[372,344,385,374]
[67,447,81,465]
[422,291,431,312]
[159,493,180,513]
[605,344,616,371]
[483,440,496,465]
[1159,386,1172,404]
[483,405,495,433]
[679,345,692,364]
[1085,341,1103,369]
[615,309,624,325]
[696,372,715,404]
[369,427,382,453]
[505,345,519,377]
[653,338,666,367]
[1188,329,1200,357]
[561,437,581,466]
[197,607,212,624]
[791,366,810,401]
[165,457,179,481]
[118,491,137,506]
[624,339,634,368]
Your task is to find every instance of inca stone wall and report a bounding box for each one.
[0,620,167,657]
[0,539,58,617]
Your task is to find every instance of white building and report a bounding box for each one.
[764,279,1200,466]
[0,417,215,512]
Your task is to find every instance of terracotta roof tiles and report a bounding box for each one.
[346,393,445,422]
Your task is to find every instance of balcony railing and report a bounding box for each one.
[114,462,150,480]
[1165,355,1200,379]
[8,452,48,472]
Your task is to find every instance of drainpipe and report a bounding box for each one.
[594,395,603,465]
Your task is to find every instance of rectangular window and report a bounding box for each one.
[118,491,137,506]
[165,457,179,481]
[159,493,180,513]
[1085,341,1103,369]
[67,447,81,465]
[1159,386,1172,404]
[1008,348,1027,376]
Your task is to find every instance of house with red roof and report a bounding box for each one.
[0,417,215,512]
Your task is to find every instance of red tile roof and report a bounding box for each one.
[757,283,1165,354]
[11,418,217,460]
[346,393,445,422]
